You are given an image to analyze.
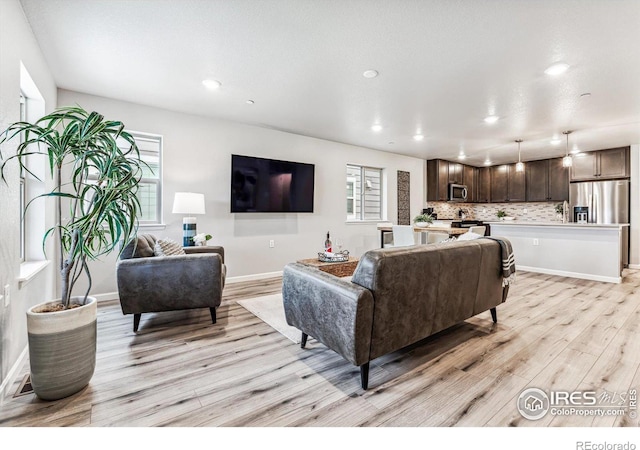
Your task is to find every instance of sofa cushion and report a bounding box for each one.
[154,238,186,256]
[120,234,157,259]
[457,232,483,241]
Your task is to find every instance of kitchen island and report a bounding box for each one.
[488,221,630,283]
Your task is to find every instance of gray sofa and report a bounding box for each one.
[116,234,226,332]
[282,238,511,389]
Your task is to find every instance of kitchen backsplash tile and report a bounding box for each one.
[426,201,564,222]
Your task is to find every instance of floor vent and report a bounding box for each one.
[14,374,34,397]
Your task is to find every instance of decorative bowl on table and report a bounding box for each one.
[415,222,429,228]
[318,250,350,262]
[502,216,516,221]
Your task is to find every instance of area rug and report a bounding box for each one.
[237,294,300,344]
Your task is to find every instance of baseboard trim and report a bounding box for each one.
[94,292,119,302]
[0,346,29,405]
[226,271,283,284]
[628,264,640,270]
[517,265,621,284]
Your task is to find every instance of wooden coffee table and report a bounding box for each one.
[297,256,360,277]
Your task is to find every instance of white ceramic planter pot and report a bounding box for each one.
[26,296,97,401]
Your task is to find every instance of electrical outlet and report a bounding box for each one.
[269,240,275,248]
[533,239,539,246]
[3,284,9,307]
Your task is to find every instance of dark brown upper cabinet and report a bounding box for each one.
[490,165,509,202]
[547,157,569,201]
[477,167,491,203]
[570,147,630,181]
[448,162,463,184]
[508,164,526,202]
[427,159,477,202]
[525,157,569,202]
[463,164,476,202]
[491,164,525,202]
[525,159,549,202]
[427,159,450,201]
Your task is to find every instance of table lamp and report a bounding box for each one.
[172,192,206,246]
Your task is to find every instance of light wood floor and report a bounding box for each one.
[1,270,639,427]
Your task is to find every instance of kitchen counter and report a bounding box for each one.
[489,221,629,283]
[486,220,629,229]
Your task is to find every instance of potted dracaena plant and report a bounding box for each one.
[0,106,145,400]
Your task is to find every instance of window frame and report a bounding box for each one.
[346,164,384,222]
[19,91,26,262]
[129,131,163,226]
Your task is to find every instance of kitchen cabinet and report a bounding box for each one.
[491,165,508,202]
[448,162,463,184]
[491,164,525,202]
[463,164,476,202]
[526,157,569,202]
[508,164,526,202]
[427,159,477,202]
[525,159,548,202]
[477,167,491,203]
[548,157,569,201]
[427,159,450,201]
[570,147,630,181]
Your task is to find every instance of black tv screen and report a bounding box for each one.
[231,154,315,213]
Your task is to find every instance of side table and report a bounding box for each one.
[296,257,360,278]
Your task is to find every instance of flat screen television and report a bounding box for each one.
[230,154,315,213]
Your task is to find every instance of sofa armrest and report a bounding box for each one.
[282,263,374,366]
[116,253,224,314]
[184,245,224,263]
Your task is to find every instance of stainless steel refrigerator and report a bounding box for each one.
[569,179,630,266]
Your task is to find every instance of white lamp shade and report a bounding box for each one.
[172,192,206,215]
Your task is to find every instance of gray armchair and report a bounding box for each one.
[116,234,226,332]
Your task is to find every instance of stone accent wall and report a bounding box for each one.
[397,170,410,225]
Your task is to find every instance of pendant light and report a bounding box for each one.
[515,139,524,172]
[562,130,573,168]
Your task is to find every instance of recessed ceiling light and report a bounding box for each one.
[363,70,379,78]
[458,153,466,160]
[413,134,424,141]
[246,100,255,104]
[550,138,562,145]
[371,124,383,132]
[484,115,499,124]
[484,159,492,166]
[570,149,581,155]
[544,62,570,76]
[202,79,221,89]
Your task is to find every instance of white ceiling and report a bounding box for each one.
[19,0,640,166]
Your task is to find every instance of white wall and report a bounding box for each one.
[0,0,57,395]
[57,89,426,295]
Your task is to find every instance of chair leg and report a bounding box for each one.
[301,332,308,348]
[360,363,370,390]
[490,307,497,323]
[133,313,141,332]
[210,307,217,324]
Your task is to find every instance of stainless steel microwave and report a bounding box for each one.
[449,183,468,202]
